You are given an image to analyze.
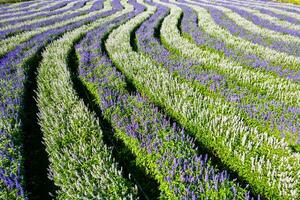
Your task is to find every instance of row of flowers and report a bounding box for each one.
[184,0,300,73]
[0,0,60,18]
[35,0,139,198]
[0,0,114,198]
[0,0,105,57]
[76,1,255,198]
[137,0,300,149]
[163,0,300,149]
[0,0,82,27]
[0,0,95,39]
[106,0,300,198]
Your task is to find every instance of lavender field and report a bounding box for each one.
[0,0,300,199]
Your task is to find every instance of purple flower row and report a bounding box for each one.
[215,2,300,38]
[0,1,46,13]
[0,0,92,40]
[221,0,300,15]
[76,1,257,199]
[181,0,300,82]
[0,0,65,20]
[214,0,300,24]
[0,0,128,197]
[0,1,35,11]
[0,0,87,27]
[185,0,300,59]
[177,1,300,145]
[136,1,300,147]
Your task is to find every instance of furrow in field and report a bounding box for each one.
[20,30,57,200]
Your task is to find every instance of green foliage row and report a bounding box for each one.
[36,1,139,198]
[106,0,300,199]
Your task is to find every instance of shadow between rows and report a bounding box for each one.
[21,48,57,200]
[66,37,160,200]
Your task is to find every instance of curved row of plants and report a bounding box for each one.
[105,0,300,198]
[75,1,256,198]
[35,0,140,198]
[0,0,106,57]
[161,0,300,150]
[0,0,59,14]
[1,0,300,199]
[135,0,300,152]
[0,0,96,39]
[0,0,114,198]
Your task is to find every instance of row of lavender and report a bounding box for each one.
[0,0,136,198]
[1,0,300,199]
[139,0,300,154]
[178,0,300,151]
[75,1,257,198]
[160,0,300,162]
[30,0,263,198]
[35,0,142,197]
[104,0,300,199]
[30,0,298,197]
